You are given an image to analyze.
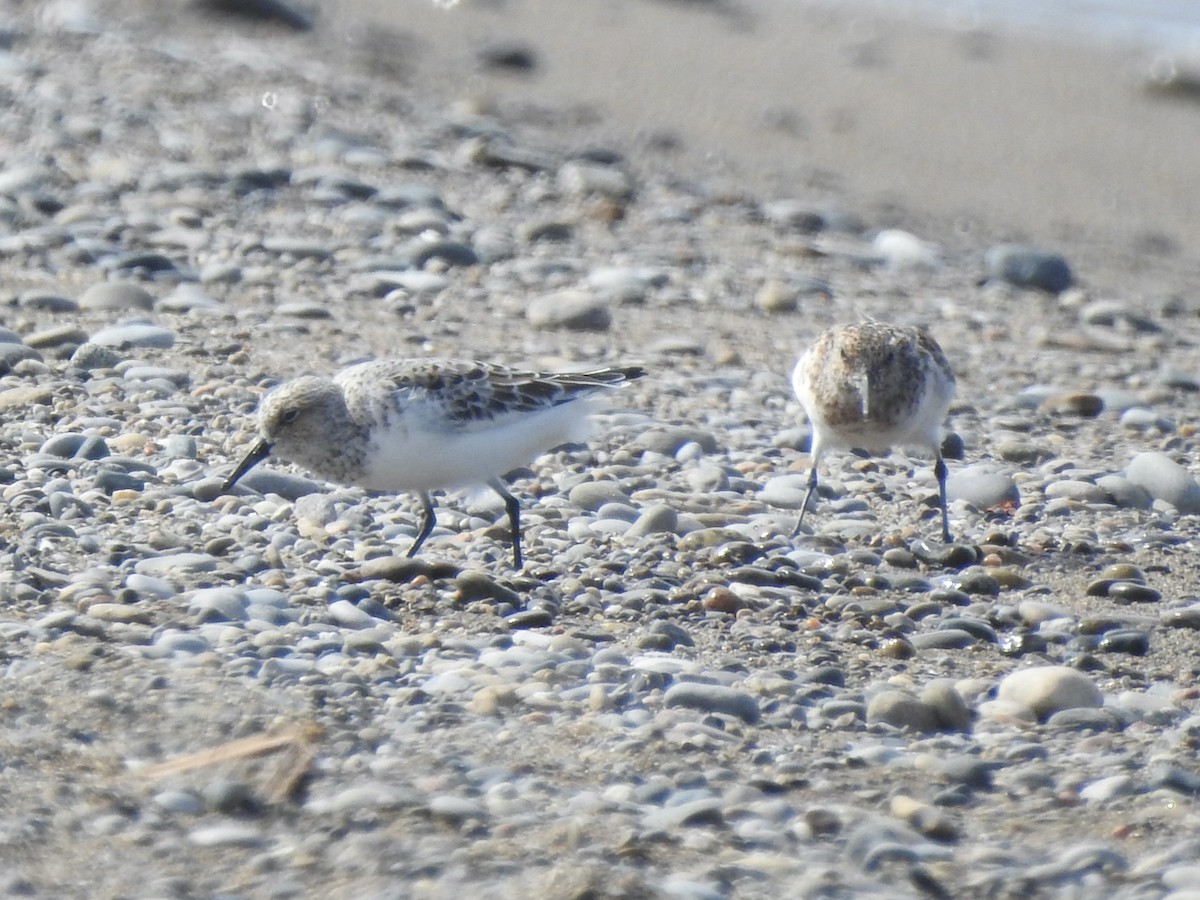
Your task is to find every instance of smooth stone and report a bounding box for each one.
[0,343,41,370]
[455,572,521,605]
[25,325,88,350]
[159,283,222,312]
[996,666,1103,721]
[1162,605,1200,630]
[1096,629,1150,655]
[78,281,155,311]
[663,683,760,724]
[985,244,1073,292]
[397,236,477,268]
[865,690,939,732]
[1043,480,1112,503]
[134,553,219,577]
[569,481,630,511]
[90,322,176,350]
[305,783,420,814]
[187,824,265,847]
[1044,707,1123,731]
[909,630,978,652]
[1107,582,1161,604]
[1125,452,1200,513]
[761,199,827,232]
[758,474,813,509]
[327,599,381,629]
[920,679,972,731]
[557,159,633,200]
[753,279,800,313]
[233,468,323,501]
[154,789,205,816]
[1119,408,1172,432]
[1095,474,1154,509]
[1079,299,1159,332]
[1079,774,1137,804]
[187,587,250,622]
[872,229,941,269]
[70,342,122,370]
[527,290,612,331]
[624,504,678,538]
[946,468,1019,508]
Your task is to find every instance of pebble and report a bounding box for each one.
[89,322,177,350]
[526,290,612,330]
[996,666,1103,721]
[872,229,941,269]
[865,690,939,732]
[984,243,1073,292]
[0,7,1190,897]
[78,281,155,311]
[1124,451,1200,512]
[663,682,761,724]
[946,467,1019,509]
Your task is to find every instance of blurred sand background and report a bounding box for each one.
[322,0,1200,294]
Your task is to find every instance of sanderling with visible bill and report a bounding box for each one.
[222,358,646,567]
[791,321,956,542]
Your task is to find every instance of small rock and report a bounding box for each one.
[866,690,939,732]
[78,281,155,311]
[985,244,1073,292]
[873,229,941,269]
[1126,451,1200,513]
[90,322,176,350]
[663,682,760,724]
[996,666,1102,721]
[527,290,612,331]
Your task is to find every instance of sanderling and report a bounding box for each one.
[791,322,956,542]
[222,358,646,567]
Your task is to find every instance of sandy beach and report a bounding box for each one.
[1,0,1200,896]
[336,0,1200,293]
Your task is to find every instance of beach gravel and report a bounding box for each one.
[1,1,1200,897]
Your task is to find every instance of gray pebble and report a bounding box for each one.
[187,587,250,622]
[568,480,630,511]
[985,243,1073,292]
[920,679,972,731]
[78,281,155,311]
[1094,474,1153,509]
[865,689,939,732]
[70,342,122,370]
[1125,451,1200,513]
[946,467,1019,508]
[187,824,265,848]
[90,322,176,350]
[663,682,760,724]
[996,666,1102,721]
[231,468,323,501]
[527,290,612,331]
[624,504,678,538]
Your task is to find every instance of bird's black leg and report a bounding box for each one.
[792,462,820,537]
[488,477,523,568]
[934,455,951,543]
[407,492,437,558]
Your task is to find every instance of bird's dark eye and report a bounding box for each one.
[279,408,300,425]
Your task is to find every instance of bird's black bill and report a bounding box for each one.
[222,438,272,494]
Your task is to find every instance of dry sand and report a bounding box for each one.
[332,0,1200,294]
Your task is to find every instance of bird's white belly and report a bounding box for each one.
[358,399,596,491]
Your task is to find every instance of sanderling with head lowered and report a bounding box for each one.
[791,321,956,542]
[222,358,646,568]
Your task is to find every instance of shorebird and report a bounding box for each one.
[791,322,955,541]
[222,358,645,567]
